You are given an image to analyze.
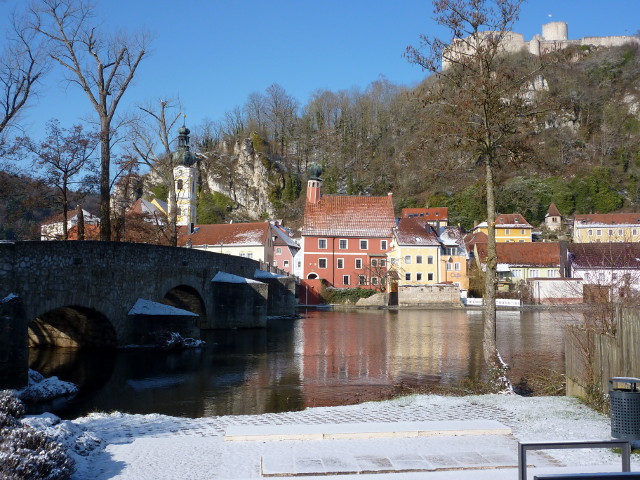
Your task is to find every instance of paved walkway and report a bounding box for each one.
[74,395,640,479]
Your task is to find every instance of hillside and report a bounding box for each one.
[163,42,637,230]
[4,42,640,239]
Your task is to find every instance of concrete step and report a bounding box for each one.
[224,420,512,442]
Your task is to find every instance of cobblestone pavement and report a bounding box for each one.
[79,396,520,442]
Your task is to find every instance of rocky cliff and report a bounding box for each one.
[198,138,282,219]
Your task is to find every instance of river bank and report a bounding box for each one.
[29,392,638,479]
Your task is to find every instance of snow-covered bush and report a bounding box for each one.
[0,390,74,480]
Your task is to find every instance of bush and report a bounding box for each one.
[324,288,377,304]
[0,391,74,480]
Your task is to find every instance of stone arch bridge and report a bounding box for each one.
[0,241,296,388]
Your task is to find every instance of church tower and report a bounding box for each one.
[306,163,323,204]
[173,120,197,233]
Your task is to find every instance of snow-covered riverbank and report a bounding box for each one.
[25,393,640,479]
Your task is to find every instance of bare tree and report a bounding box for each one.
[264,83,299,161]
[20,118,97,239]
[30,0,149,240]
[130,99,182,246]
[406,0,543,385]
[0,10,47,145]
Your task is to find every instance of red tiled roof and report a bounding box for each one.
[495,213,532,228]
[574,213,640,226]
[475,242,560,267]
[401,207,448,220]
[303,194,395,237]
[395,218,441,246]
[178,222,270,247]
[464,231,488,250]
[569,242,640,269]
[546,203,561,217]
[67,224,101,240]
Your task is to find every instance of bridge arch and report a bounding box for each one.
[161,284,206,317]
[28,305,117,348]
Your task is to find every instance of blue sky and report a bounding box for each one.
[1,0,639,143]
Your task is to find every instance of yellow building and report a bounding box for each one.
[390,218,442,286]
[473,213,533,243]
[573,213,640,243]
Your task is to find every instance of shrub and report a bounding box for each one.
[324,287,377,304]
[0,391,74,480]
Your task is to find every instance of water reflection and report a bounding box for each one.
[28,309,576,419]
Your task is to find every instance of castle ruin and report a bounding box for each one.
[443,21,640,69]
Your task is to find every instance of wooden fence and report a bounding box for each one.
[565,306,640,398]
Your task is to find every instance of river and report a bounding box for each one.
[28,308,577,419]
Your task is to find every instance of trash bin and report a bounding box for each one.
[610,377,640,448]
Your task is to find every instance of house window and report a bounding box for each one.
[416,273,422,281]
[339,239,348,249]
[371,259,378,267]
[273,261,277,266]
[343,275,350,285]
[446,262,452,271]
[276,247,282,254]
[530,269,539,277]
[380,259,386,267]
[634,229,638,236]
[371,277,379,286]
[512,270,521,278]
[247,252,253,259]
[416,255,423,264]
[547,269,557,278]
[297,261,301,268]
[318,239,327,249]
[177,179,183,190]
[381,240,388,250]
[506,228,510,235]
[355,258,362,269]
[318,258,327,269]
[521,229,525,235]
[404,255,412,264]
[360,240,368,250]
[597,230,602,236]
[588,229,593,236]
[239,253,245,258]
[445,247,456,256]
[454,262,460,271]
[405,273,411,281]
[427,256,434,264]
[337,258,344,269]
[619,229,623,236]
[427,273,434,281]
[609,229,613,236]
[283,260,289,268]
[359,275,367,285]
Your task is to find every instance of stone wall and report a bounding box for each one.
[0,241,272,344]
[398,284,461,306]
[0,295,27,388]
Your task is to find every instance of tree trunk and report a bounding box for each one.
[76,204,85,241]
[483,157,498,369]
[62,184,68,240]
[99,122,111,241]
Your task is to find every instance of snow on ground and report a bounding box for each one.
[26,393,640,480]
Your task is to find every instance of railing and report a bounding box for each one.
[518,440,632,480]
[463,297,522,307]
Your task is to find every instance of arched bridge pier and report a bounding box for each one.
[0,241,296,389]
